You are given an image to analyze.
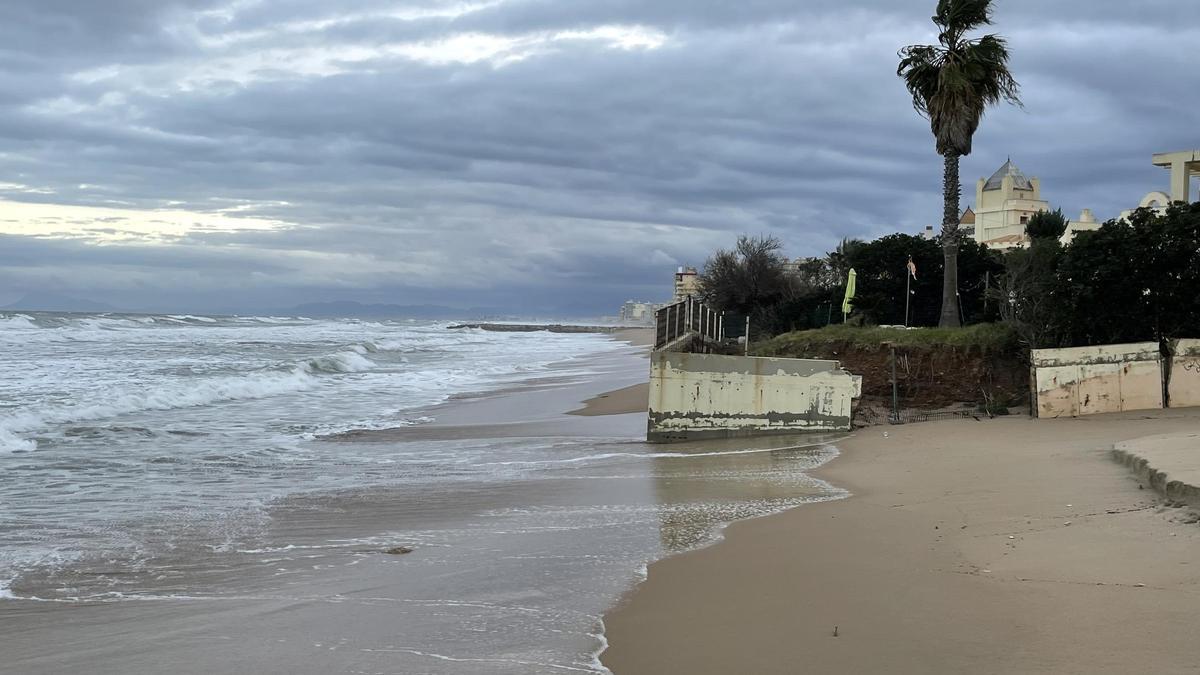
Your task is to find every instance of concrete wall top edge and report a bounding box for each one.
[654,351,840,376]
[1175,339,1200,357]
[1030,342,1161,367]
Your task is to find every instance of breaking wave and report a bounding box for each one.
[303,349,377,374]
[0,314,38,330]
[0,346,385,453]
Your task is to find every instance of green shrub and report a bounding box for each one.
[753,323,1019,358]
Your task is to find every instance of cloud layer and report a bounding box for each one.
[1,0,1197,313]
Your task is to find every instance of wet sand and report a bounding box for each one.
[602,409,1200,674]
[567,383,649,417]
[564,329,651,417]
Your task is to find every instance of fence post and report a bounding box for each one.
[744,316,751,356]
[888,342,899,424]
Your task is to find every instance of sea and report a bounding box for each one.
[0,312,845,674]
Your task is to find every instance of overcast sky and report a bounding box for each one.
[1,0,1197,314]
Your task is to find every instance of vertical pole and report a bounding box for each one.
[719,312,725,341]
[890,344,899,424]
[983,271,990,318]
[905,272,911,328]
[744,316,751,356]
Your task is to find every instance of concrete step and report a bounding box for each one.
[1112,432,1200,503]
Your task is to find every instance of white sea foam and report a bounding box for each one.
[475,442,836,467]
[303,350,377,374]
[0,428,36,454]
[0,314,38,330]
[0,346,388,451]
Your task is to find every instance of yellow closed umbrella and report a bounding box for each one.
[841,268,857,322]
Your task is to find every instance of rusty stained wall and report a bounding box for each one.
[1030,343,1163,418]
[1170,339,1200,409]
[647,351,862,442]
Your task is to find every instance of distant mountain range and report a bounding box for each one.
[2,292,121,313]
[281,301,506,320]
[1,294,593,321]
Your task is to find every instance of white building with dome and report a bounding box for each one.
[961,159,1100,250]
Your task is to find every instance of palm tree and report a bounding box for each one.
[898,0,1020,327]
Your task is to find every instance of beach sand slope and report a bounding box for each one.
[603,410,1200,675]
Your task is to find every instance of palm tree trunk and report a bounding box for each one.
[940,152,962,328]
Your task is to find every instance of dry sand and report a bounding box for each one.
[602,409,1200,674]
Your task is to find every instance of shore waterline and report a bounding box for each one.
[1,313,849,674]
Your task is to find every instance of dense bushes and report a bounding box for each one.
[1002,203,1200,349]
[701,202,1199,350]
[699,232,1001,336]
[841,234,1001,328]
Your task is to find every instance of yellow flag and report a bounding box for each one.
[842,268,857,318]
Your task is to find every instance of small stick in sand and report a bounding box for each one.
[833,626,839,637]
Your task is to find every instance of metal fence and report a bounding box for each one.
[654,296,723,350]
[854,403,986,427]
[855,342,1003,426]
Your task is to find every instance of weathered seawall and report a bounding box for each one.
[646,351,861,442]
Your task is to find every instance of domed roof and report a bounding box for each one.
[983,159,1033,192]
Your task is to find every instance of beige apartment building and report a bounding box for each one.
[673,266,700,302]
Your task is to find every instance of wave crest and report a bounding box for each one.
[0,348,382,453]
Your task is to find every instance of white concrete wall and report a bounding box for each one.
[1170,339,1200,409]
[647,352,861,442]
[1031,343,1163,418]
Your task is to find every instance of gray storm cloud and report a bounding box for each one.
[0,0,1196,313]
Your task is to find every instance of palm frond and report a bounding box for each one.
[934,0,994,37]
[962,34,1021,107]
[897,45,944,115]
[897,0,1020,157]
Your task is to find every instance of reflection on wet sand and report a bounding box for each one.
[646,434,847,552]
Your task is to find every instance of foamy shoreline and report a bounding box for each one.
[4,323,855,674]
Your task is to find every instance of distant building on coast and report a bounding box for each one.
[673,266,700,302]
[614,265,699,324]
[620,301,660,325]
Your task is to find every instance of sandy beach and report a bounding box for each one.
[566,328,651,417]
[602,409,1200,674]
